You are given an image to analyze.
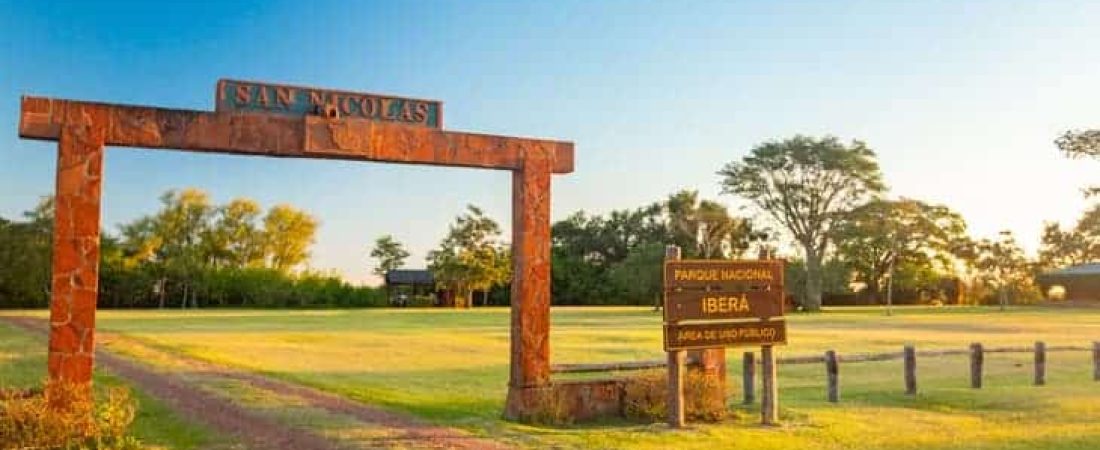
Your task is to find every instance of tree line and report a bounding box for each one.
[374,135,1095,310]
[0,189,386,309]
[3,133,1095,310]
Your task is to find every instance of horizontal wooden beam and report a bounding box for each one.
[551,356,701,374]
[769,344,1097,365]
[19,96,574,174]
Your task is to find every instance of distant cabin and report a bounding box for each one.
[383,269,457,307]
[1037,263,1100,303]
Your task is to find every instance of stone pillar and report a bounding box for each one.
[689,348,726,393]
[47,116,106,390]
[504,146,553,420]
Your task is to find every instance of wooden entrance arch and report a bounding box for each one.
[17,80,573,420]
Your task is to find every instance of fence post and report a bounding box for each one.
[1093,341,1100,382]
[1034,341,1046,386]
[970,342,983,389]
[743,351,755,405]
[665,245,685,428]
[761,345,778,425]
[825,350,839,403]
[904,345,917,395]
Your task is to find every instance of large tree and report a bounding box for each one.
[833,198,968,302]
[203,198,266,269]
[967,231,1039,306]
[370,235,410,277]
[718,135,886,311]
[153,189,214,308]
[427,205,511,307]
[115,189,213,308]
[1039,204,1100,269]
[263,204,318,273]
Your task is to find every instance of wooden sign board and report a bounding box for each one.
[662,259,787,351]
[664,260,783,290]
[664,289,783,322]
[215,79,443,128]
[664,320,787,351]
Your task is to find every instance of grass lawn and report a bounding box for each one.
[0,321,233,450]
[4,306,1100,449]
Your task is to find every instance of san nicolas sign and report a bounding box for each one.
[215,79,443,128]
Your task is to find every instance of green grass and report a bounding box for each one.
[4,306,1100,449]
[0,321,233,450]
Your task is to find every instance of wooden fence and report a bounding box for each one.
[552,341,1100,404]
[801,341,1100,403]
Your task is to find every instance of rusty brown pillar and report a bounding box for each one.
[47,116,106,390]
[689,348,726,394]
[504,147,553,420]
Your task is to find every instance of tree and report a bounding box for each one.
[967,231,1040,307]
[718,135,886,311]
[833,198,968,303]
[263,204,318,273]
[151,189,213,308]
[1039,204,1100,270]
[550,205,667,305]
[665,190,758,259]
[548,192,765,305]
[1056,130,1100,159]
[203,198,265,269]
[609,242,666,306]
[1055,130,1100,197]
[785,258,852,305]
[115,189,319,306]
[0,197,54,307]
[427,205,511,307]
[370,235,410,277]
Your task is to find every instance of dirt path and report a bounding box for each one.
[2,316,513,450]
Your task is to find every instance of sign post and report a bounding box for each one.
[662,250,787,427]
[665,246,686,428]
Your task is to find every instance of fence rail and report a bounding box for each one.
[770,340,1100,403]
[553,341,1100,404]
[552,340,1100,424]
[551,356,700,374]
[552,343,1098,373]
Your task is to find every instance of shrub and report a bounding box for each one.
[622,370,729,423]
[0,380,142,450]
[622,372,665,421]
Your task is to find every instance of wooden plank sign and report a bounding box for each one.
[662,259,787,351]
[664,289,784,322]
[664,320,787,351]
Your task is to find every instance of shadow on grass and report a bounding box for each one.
[0,320,47,388]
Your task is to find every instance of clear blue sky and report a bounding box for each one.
[1,1,1096,284]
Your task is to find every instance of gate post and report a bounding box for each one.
[47,111,107,393]
[504,146,553,420]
